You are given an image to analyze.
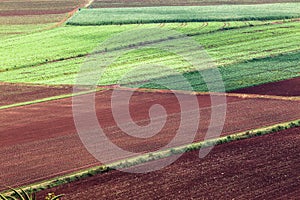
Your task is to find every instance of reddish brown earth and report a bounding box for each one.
[36,127,300,200]
[0,89,299,191]
[232,77,300,96]
[91,0,300,7]
[0,82,72,106]
[0,0,87,16]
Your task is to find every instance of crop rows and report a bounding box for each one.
[67,4,300,25]
[0,0,87,38]
[90,0,300,7]
[1,20,300,92]
[126,51,300,91]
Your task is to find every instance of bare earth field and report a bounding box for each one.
[90,0,300,7]
[0,0,87,36]
[0,0,87,16]
[0,82,72,106]
[232,76,300,96]
[35,126,300,200]
[0,89,299,190]
[1,74,299,106]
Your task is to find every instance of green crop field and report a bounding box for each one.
[1,1,300,198]
[1,19,300,91]
[1,3,300,92]
[126,51,300,91]
[90,0,300,7]
[67,3,300,25]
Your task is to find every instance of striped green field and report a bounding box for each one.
[1,19,299,92]
[126,51,300,91]
[90,0,300,7]
[67,3,300,25]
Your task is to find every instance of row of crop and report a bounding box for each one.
[89,0,300,8]
[67,4,300,25]
[1,21,300,91]
[2,19,268,72]
[2,119,299,197]
[1,19,294,73]
[125,51,300,92]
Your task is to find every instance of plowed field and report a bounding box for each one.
[36,127,300,199]
[0,89,299,190]
[232,77,300,96]
[0,83,72,106]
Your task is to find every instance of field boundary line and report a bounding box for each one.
[115,86,300,101]
[0,88,107,110]
[1,84,298,111]
[42,0,94,31]
[1,119,299,196]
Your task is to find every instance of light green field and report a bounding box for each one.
[1,19,300,92]
[67,3,300,25]
[0,24,57,39]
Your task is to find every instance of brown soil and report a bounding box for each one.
[0,0,87,16]
[36,127,300,200]
[90,0,300,7]
[0,82,73,106]
[0,89,299,190]
[232,77,300,96]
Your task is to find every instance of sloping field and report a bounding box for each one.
[126,51,300,92]
[0,0,87,16]
[0,0,87,38]
[232,76,300,96]
[36,127,300,199]
[0,83,72,106]
[1,21,300,92]
[0,90,299,190]
[68,3,300,25]
[90,0,300,7]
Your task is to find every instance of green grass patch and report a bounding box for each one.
[67,3,300,25]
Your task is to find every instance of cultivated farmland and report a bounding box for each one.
[0,0,87,38]
[68,3,300,25]
[90,0,300,7]
[1,20,300,91]
[1,0,300,199]
[0,89,299,191]
[36,127,300,199]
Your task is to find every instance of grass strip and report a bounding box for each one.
[0,88,106,110]
[1,119,299,196]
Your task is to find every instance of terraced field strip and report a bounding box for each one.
[0,0,88,37]
[90,0,300,7]
[67,3,300,25]
[0,88,105,110]
[35,126,300,200]
[0,82,74,106]
[232,76,300,96]
[2,119,300,197]
[125,51,300,92]
[0,90,300,191]
[1,21,300,92]
[116,86,300,101]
